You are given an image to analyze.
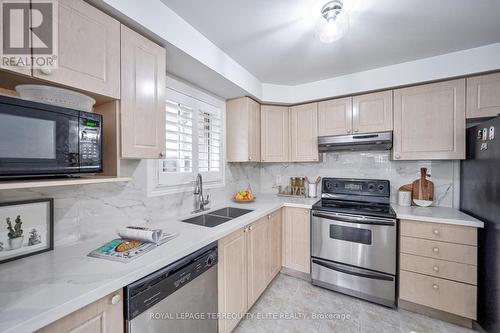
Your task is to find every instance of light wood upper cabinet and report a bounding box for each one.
[33,0,120,98]
[318,97,353,136]
[283,207,310,274]
[218,228,248,333]
[353,91,393,133]
[393,79,466,160]
[290,103,319,162]
[120,25,166,159]
[247,217,269,307]
[267,209,282,283]
[467,72,500,119]
[226,97,261,162]
[36,290,123,333]
[261,105,289,162]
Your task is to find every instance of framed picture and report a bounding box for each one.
[0,198,54,264]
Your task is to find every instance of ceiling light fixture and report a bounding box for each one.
[318,0,349,43]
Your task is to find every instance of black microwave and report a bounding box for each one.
[0,95,102,178]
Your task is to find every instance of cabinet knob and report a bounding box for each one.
[432,247,440,253]
[354,129,359,133]
[432,284,439,290]
[249,225,254,231]
[433,265,439,272]
[267,215,271,220]
[249,156,252,161]
[395,155,401,160]
[347,129,351,133]
[243,227,248,232]
[111,294,121,305]
[159,152,165,158]
[40,68,53,75]
[433,229,440,235]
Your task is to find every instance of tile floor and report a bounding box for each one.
[234,274,476,333]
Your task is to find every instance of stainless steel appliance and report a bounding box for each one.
[318,131,392,152]
[311,178,397,307]
[0,95,102,177]
[461,115,499,333]
[125,242,218,333]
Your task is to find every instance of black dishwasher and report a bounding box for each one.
[125,242,218,333]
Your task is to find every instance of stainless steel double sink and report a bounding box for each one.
[181,207,254,228]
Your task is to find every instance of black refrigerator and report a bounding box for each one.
[461,115,500,333]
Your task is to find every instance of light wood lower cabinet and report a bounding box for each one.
[36,290,123,333]
[218,228,248,333]
[399,220,478,322]
[282,207,310,274]
[120,25,166,159]
[247,217,270,306]
[218,209,282,333]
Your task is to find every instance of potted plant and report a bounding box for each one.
[6,215,24,250]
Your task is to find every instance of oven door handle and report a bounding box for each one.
[312,211,395,226]
[312,259,394,281]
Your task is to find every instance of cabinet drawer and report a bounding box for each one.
[400,220,477,245]
[400,253,477,285]
[400,270,476,319]
[400,236,476,265]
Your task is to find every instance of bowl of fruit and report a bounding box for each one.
[233,190,256,203]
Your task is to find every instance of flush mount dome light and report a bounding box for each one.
[318,0,349,43]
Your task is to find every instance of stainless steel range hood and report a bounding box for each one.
[318,131,393,152]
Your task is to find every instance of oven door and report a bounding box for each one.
[311,210,396,274]
[0,103,80,176]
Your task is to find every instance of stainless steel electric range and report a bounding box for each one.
[311,178,397,308]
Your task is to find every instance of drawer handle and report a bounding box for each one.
[432,284,439,290]
[433,229,440,235]
[111,294,121,305]
[433,265,439,272]
[432,247,440,253]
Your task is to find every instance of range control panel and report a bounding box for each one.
[322,178,390,198]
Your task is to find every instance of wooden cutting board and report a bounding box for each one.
[412,167,434,201]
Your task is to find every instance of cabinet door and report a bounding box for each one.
[226,97,260,162]
[290,103,319,162]
[36,290,123,333]
[267,209,282,283]
[261,105,289,162]
[218,229,247,333]
[32,0,120,98]
[120,25,166,159]
[393,79,466,160]
[246,217,269,308]
[318,97,352,136]
[248,98,261,162]
[283,207,310,274]
[353,91,393,133]
[467,73,500,119]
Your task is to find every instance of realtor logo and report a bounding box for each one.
[0,0,58,69]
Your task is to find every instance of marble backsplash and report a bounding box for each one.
[0,161,261,247]
[0,152,459,248]
[259,152,459,208]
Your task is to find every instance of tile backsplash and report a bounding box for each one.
[260,152,459,207]
[0,152,459,247]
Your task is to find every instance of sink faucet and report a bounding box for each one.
[193,173,210,213]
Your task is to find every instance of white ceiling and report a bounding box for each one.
[160,0,500,85]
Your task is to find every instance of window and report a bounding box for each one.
[150,87,224,194]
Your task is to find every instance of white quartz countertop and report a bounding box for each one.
[0,194,318,333]
[392,204,484,228]
[0,195,483,333]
